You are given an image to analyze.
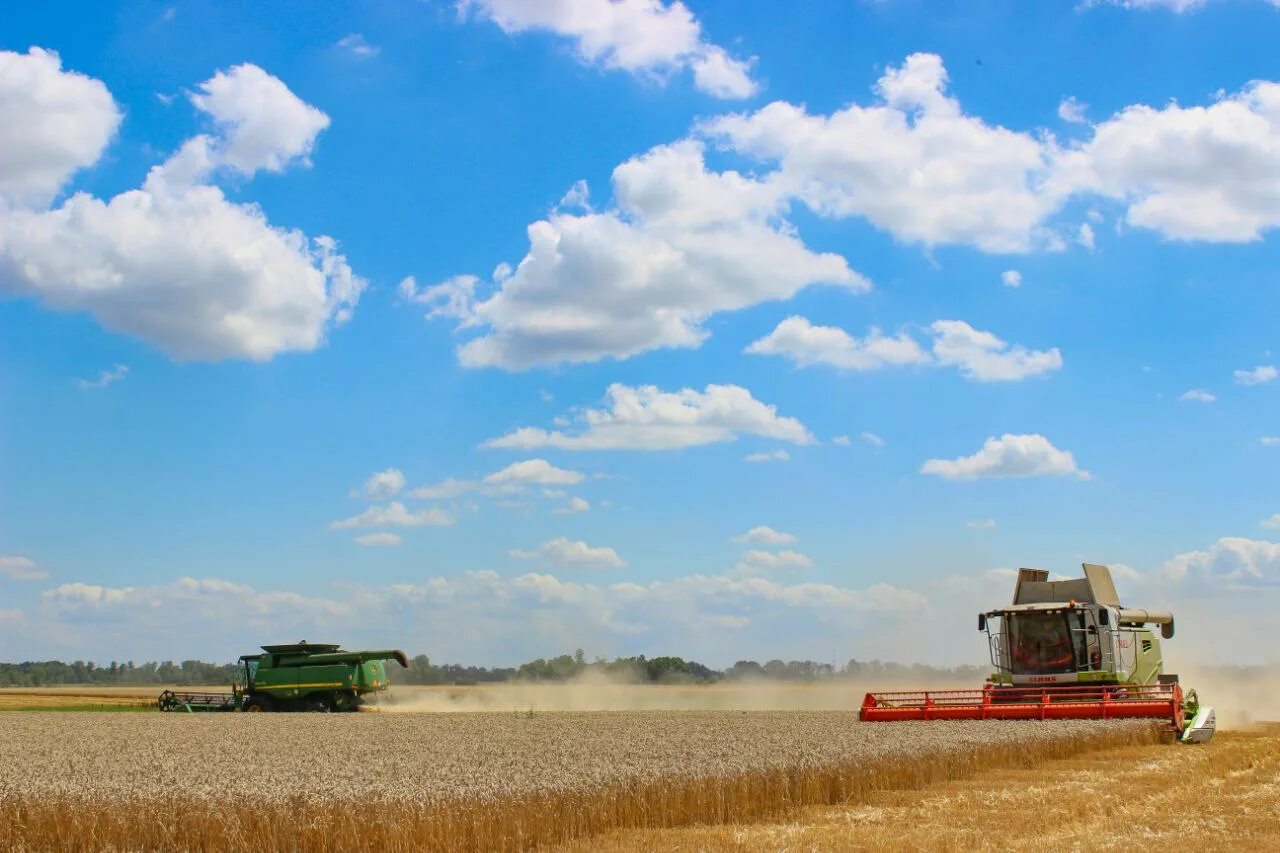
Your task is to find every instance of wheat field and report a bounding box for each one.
[576,726,1280,851]
[0,711,1158,851]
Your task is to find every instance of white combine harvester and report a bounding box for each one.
[860,563,1215,743]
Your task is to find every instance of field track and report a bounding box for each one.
[0,711,1158,851]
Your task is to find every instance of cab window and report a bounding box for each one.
[1008,613,1083,674]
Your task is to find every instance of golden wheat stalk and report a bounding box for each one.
[0,712,1160,851]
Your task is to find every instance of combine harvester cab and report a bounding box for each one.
[158,641,409,712]
[860,564,1215,744]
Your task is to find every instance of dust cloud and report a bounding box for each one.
[376,666,1280,729]
[1176,665,1280,729]
[378,670,973,713]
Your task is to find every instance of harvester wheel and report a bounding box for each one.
[305,699,331,713]
[244,695,273,713]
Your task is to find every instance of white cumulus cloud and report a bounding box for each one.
[420,141,863,369]
[1058,96,1088,124]
[400,274,480,322]
[1159,537,1280,590]
[1179,389,1216,403]
[42,577,348,620]
[336,33,380,59]
[1235,365,1277,386]
[186,63,330,177]
[355,532,402,547]
[463,0,757,99]
[0,48,121,208]
[704,52,1280,250]
[1071,78,1280,241]
[747,317,1061,382]
[1,58,362,362]
[484,459,585,486]
[409,477,480,500]
[745,316,929,371]
[1077,221,1096,250]
[75,363,128,390]
[553,496,591,514]
[734,526,797,545]
[28,567,927,662]
[1086,0,1212,12]
[330,502,455,529]
[744,449,790,463]
[361,468,406,500]
[407,460,592,506]
[921,433,1089,480]
[510,536,625,569]
[422,57,1280,370]
[1001,269,1023,288]
[0,556,49,581]
[733,549,813,574]
[929,320,1063,381]
[704,53,1065,252]
[484,382,813,451]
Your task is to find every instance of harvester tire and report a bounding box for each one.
[244,695,273,713]
[305,699,331,713]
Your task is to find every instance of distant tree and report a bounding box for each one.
[0,651,1009,689]
[645,656,692,682]
[687,661,718,681]
[404,654,443,685]
[599,656,646,682]
[724,660,765,680]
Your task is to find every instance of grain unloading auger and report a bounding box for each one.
[860,563,1216,743]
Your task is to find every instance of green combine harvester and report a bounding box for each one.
[861,563,1216,743]
[158,641,408,713]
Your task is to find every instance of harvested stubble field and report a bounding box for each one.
[576,725,1280,852]
[0,711,1158,852]
[0,690,156,711]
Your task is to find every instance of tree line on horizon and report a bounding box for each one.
[0,650,992,688]
[400,652,992,686]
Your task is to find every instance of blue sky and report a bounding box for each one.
[2,0,1278,668]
